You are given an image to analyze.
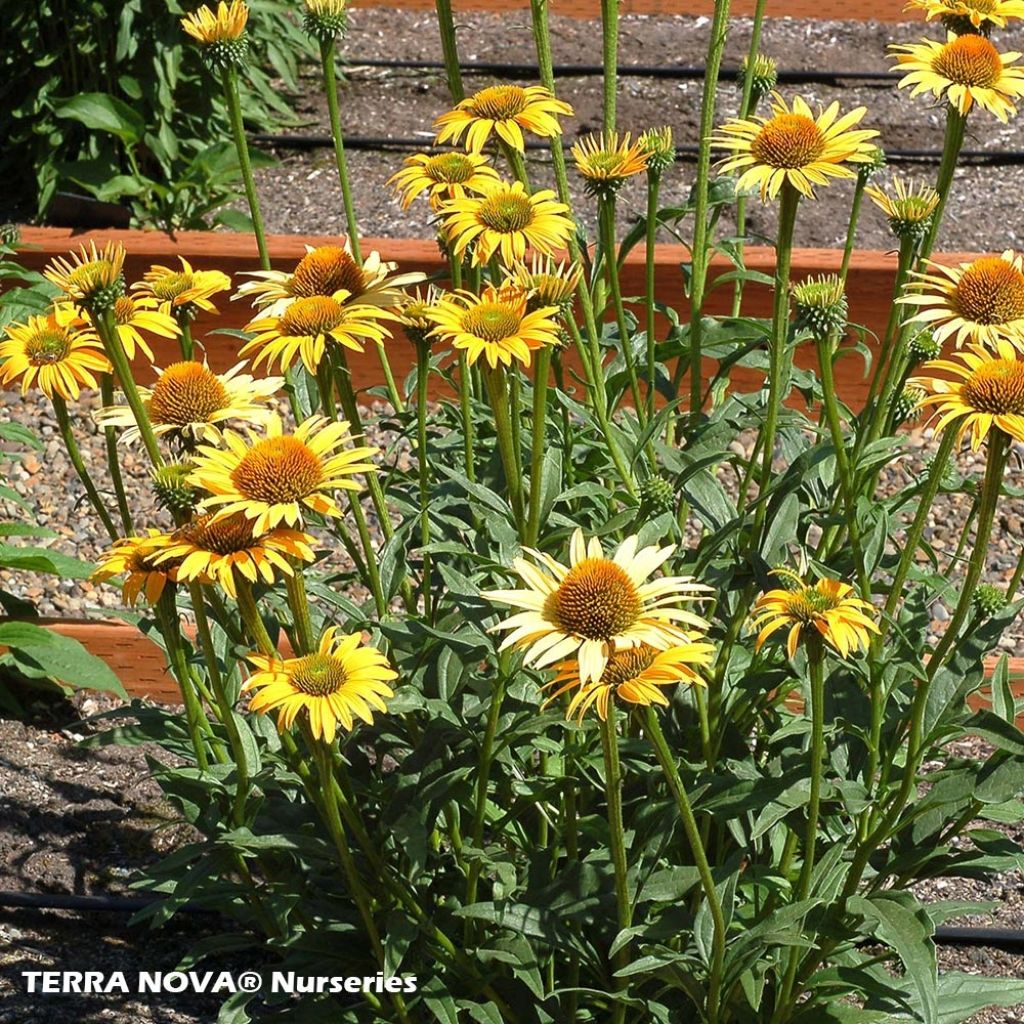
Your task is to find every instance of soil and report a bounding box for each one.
[0,688,230,1023]
[243,10,1024,252]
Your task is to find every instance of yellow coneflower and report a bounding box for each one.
[544,642,714,722]
[433,84,573,153]
[638,126,676,174]
[911,338,1024,448]
[181,0,248,43]
[240,291,396,375]
[505,255,582,311]
[427,285,561,369]
[388,151,501,210]
[234,241,423,316]
[94,360,282,444]
[92,531,179,607]
[131,258,232,319]
[0,308,110,400]
[440,180,574,267]
[485,528,712,684]
[572,132,650,198]
[396,285,444,346]
[151,512,315,598]
[900,251,1024,348]
[190,414,376,533]
[891,33,1024,120]
[751,569,878,659]
[243,627,396,743]
[44,242,126,310]
[904,0,1024,32]
[865,176,941,241]
[106,294,181,361]
[714,93,879,201]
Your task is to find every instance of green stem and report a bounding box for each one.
[284,568,316,654]
[483,363,526,534]
[235,576,276,656]
[458,352,477,483]
[880,428,958,633]
[95,311,164,469]
[319,38,362,265]
[838,175,867,285]
[221,67,269,270]
[730,0,767,318]
[797,645,826,900]
[600,197,646,421]
[687,0,732,425]
[526,345,552,547]
[331,348,395,543]
[644,169,661,422]
[816,331,870,595]
[434,0,464,102]
[415,339,432,617]
[751,183,800,547]
[918,105,967,266]
[50,395,118,541]
[190,585,249,824]
[97,374,132,534]
[464,672,507,927]
[819,431,1008,990]
[155,590,209,771]
[178,319,194,361]
[600,0,619,130]
[601,704,631,1023]
[926,430,1009,676]
[644,709,724,1023]
[854,233,917,461]
[314,744,412,1024]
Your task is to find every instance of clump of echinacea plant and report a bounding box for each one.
[7,1,1024,1021]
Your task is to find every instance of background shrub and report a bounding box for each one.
[0,0,310,229]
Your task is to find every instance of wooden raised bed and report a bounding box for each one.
[42,619,1024,716]
[14,226,980,413]
[4,228,995,704]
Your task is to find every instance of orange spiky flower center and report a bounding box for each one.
[933,34,1003,87]
[149,362,229,425]
[952,256,1024,325]
[231,436,324,503]
[751,113,826,169]
[545,558,642,639]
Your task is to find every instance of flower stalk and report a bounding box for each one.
[220,66,270,271]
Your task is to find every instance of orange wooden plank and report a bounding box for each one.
[10,227,981,412]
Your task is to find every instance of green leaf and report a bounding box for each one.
[53,92,145,144]
[0,545,93,578]
[990,653,1015,724]
[849,895,937,1024]
[936,971,1024,1024]
[0,622,126,697]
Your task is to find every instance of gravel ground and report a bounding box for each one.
[242,10,1024,252]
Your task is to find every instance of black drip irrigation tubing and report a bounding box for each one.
[252,132,1024,167]
[1,890,1023,951]
[346,57,897,86]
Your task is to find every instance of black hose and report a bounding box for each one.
[0,890,211,916]
[2,890,1023,952]
[346,57,896,86]
[252,132,1024,166]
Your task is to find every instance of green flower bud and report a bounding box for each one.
[792,274,848,340]
[639,476,676,516]
[972,583,1007,617]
